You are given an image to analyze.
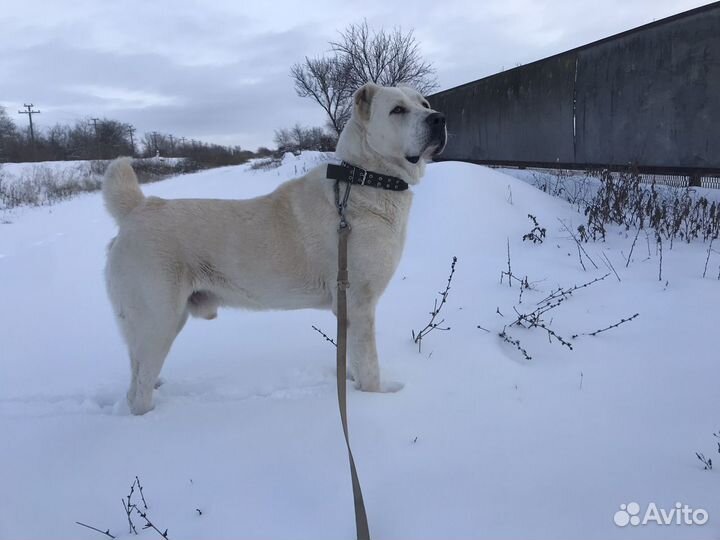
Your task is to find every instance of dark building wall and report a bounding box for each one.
[429,2,720,173]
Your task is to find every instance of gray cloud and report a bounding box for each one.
[0,0,708,149]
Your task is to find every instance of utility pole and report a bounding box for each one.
[126,125,136,156]
[18,104,40,161]
[151,131,160,157]
[90,117,101,159]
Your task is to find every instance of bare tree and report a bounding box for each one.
[0,106,18,162]
[291,56,353,136]
[331,20,437,94]
[291,20,437,135]
[0,107,16,138]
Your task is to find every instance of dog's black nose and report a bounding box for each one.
[425,112,446,128]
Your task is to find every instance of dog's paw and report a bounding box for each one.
[127,393,155,415]
[112,398,131,416]
[380,380,404,393]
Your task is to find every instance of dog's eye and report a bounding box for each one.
[390,106,407,115]
[422,102,430,109]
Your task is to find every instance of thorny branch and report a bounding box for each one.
[311,325,337,347]
[412,256,457,352]
[536,274,610,306]
[491,270,637,360]
[499,328,532,360]
[500,239,530,289]
[509,300,573,351]
[572,313,640,338]
[132,506,171,540]
[123,498,137,535]
[77,476,168,540]
[75,522,116,539]
[135,476,148,510]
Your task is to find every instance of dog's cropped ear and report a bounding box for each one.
[353,82,380,121]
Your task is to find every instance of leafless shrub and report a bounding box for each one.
[522,214,546,244]
[694,431,720,471]
[77,476,170,540]
[249,157,282,171]
[530,169,594,211]
[412,256,457,352]
[508,298,574,351]
[0,159,204,210]
[582,168,720,245]
[273,124,336,153]
[500,238,529,288]
[491,271,637,361]
[695,452,713,471]
[559,218,598,271]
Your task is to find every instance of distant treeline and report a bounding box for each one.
[1,104,343,166]
[0,106,269,166]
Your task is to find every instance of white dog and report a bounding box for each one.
[103,83,446,415]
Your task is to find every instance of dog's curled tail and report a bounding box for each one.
[103,157,144,223]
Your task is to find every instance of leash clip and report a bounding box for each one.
[334,178,352,232]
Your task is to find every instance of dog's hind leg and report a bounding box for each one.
[108,268,189,415]
[123,303,187,415]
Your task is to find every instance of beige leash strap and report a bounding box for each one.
[335,179,371,540]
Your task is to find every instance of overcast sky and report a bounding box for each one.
[0,0,709,149]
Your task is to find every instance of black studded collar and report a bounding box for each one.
[326,161,409,192]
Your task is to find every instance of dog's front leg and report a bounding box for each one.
[346,293,381,392]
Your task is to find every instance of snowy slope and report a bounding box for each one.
[1,153,718,540]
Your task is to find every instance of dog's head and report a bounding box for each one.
[337,83,447,183]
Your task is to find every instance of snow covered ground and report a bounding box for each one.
[0,156,186,186]
[0,159,93,182]
[1,153,718,539]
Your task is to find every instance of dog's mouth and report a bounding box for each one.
[432,130,447,156]
[406,130,447,164]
